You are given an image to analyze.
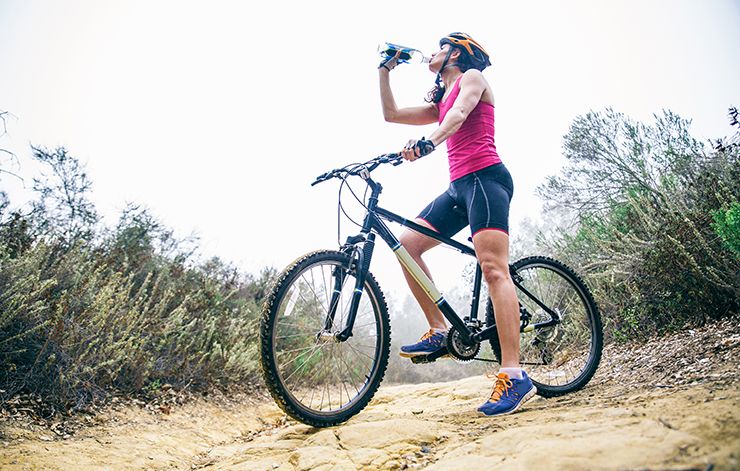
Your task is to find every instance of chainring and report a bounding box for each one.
[446,325,480,363]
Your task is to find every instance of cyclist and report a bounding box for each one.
[378,32,536,416]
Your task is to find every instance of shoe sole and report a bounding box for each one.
[399,350,448,358]
[477,385,538,417]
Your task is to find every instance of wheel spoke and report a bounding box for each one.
[488,258,601,397]
[263,254,388,424]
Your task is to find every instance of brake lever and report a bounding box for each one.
[383,152,403,166]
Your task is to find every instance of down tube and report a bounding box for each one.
[371,214,472,339]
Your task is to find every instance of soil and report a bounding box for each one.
[1,318,738,471]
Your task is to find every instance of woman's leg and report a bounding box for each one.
[475,228,537,416]
[398,219,447,331]
[472,229,520,367]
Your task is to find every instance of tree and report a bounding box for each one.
[0,109,33,257]
[30,146,99,246]
[0,110,21,219]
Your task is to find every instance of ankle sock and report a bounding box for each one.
[499,367,523,380]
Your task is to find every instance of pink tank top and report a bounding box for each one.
[438,75,501,181]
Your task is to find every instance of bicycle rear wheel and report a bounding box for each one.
[486,256,602,397]
[260,250,390,427]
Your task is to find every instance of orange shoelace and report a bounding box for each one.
[419,329,436,341]
[486,372,513,402]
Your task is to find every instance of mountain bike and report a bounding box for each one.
[260,153,603,427]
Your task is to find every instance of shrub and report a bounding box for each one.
[534,108,739,339]
[711,202,740,256]
[0,148,273,410]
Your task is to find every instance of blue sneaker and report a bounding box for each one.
[477,371,537,416]
[399,329,447,358]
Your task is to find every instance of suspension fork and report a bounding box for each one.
[334,232,375,341]
[335,175,381,342]
[323,264,346,331]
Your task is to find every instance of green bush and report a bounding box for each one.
[534,108,739,339]
[0,148,274,410]
[712,202,740,256]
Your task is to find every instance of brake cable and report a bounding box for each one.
[320,154,402,247]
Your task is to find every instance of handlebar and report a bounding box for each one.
[311,153,404,186]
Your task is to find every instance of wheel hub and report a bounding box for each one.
[316,331,339,343]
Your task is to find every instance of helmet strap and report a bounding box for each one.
[433,47,455,98]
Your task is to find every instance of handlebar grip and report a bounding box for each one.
[311,171,331,186]
[310,153,403,186]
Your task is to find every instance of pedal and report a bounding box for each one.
[410,347,449,364]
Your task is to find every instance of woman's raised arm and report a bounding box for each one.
[379,67,439,125]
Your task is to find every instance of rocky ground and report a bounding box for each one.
[1,318,738,471]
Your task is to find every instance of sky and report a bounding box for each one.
[1,0,739,300]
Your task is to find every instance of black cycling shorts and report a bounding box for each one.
[417,163,514,237]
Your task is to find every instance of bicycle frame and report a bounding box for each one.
[332,172,561,344]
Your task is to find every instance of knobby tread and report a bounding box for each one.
[259,250,391,427]
[486,256,603,398]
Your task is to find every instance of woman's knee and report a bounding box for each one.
[399,221,439,257]
[399,231,428,257]
[472,230,512,287]
[480,260,510,286]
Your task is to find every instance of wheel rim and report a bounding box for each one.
[271,259,383,415]
[515,263,596,389]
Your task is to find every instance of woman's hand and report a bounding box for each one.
[379,50,402,71]
[401,138,435,161]
[401,139,419,161]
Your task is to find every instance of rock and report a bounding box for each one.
[335,419,451,449]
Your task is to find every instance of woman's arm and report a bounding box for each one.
[401,70,487,161]
[379,68,439,125]
[427,70,486,146]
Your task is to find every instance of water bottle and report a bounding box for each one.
[377,42,430,65]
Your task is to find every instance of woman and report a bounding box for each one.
[378,32,536,417]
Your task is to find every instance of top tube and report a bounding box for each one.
[374,206,476,257]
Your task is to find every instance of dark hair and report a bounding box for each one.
[424,46,479,104]
[425,85,445,104]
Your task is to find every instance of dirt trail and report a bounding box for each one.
[1,322,739,470]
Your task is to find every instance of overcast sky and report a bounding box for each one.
[1,0,739,298]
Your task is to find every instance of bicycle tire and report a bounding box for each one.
[260,250,391,427]
[486,256,603,397]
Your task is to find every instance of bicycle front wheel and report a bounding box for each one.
[487,256,603,397]
[260,250,391,427]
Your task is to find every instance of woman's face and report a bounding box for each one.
[428,44,456,73]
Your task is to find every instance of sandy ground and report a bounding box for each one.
[1,321,739,470]
[0,374,737,470]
